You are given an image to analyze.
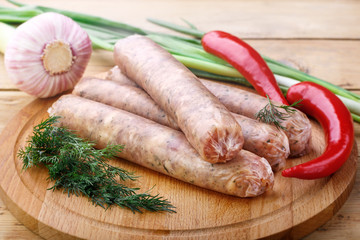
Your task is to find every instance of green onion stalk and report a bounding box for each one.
[1,0,359,122]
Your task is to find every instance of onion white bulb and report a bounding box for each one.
[5,12,92,98]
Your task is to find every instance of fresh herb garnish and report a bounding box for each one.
[18,116,176,213]
[255,95,301,130]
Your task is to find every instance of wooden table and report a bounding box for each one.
[0,0,359,239]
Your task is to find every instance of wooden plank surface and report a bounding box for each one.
[0,0,359,239]
[0,96,357,239]
[1,0,359,39]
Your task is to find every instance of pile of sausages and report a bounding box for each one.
[48,35,312,198]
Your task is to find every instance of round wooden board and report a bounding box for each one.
[0,95,357,240]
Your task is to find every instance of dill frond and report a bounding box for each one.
[18,116,176,213]
[255,95,301,130]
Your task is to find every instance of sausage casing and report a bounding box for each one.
[201,79,312,157]
[107,66,311,157]
[75,77,179,130]
[73,77,290,171]
[48,95,274,197]
[114,35,244,163]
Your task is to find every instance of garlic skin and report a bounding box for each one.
[4,12,92,98]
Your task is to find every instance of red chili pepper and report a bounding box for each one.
[282,82,354,179]
[201,30,288,105]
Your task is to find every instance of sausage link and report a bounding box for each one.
[107,66,311,157]
[236,115,289,171]
[114,35,244,163]
[201,79,312,157]
[74,77,179,130]
[73,77,290,171]
[106,66,138,87]
[48,95,274,197]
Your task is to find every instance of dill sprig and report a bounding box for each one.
[255,95,301,130]
[18,116,176,213]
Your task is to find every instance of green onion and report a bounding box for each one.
[147,18,205,38]
[273,75,360,117]
[188,68,253,87]
[7,0,147,35]
[1,0,359,122]
[90,35,114,51]
[0,5,41,23]
[352,113,360,123]
[174,54,241,77]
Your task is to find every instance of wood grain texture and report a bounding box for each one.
[0,0,359,238]
[0,91,357,239]
[1,0,359,39]
[0,92,35,131]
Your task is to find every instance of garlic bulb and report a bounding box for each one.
[4,12,92,98]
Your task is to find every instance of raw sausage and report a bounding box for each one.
[114,35,244,163]
[201,79,312,157]
[107,65,311,157]
[73,77,290,171]
[74,77,179,129]
[106,66,138,87]
[48,95,274,197]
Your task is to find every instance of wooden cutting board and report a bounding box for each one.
[0,93,357,240]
